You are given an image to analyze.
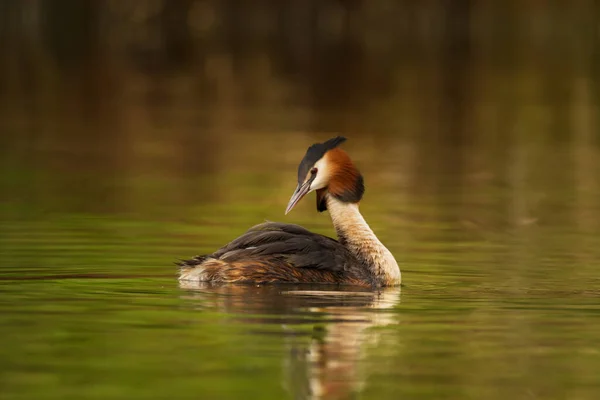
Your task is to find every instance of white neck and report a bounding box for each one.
[326,196,401,286]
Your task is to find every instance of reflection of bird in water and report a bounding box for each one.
[179,284,401,400]
[281,289,401,400]
[179,137,401,287]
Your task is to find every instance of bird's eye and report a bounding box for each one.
[311,167,318,174]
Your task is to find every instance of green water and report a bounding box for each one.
[2,131,600,399]
[2,3,600,398]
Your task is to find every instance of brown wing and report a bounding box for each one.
[213,222,356,272]
[181,222,360,274]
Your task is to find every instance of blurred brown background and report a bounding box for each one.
[2,1,598,140]
[1,1,599,254]
[1,4,600,400]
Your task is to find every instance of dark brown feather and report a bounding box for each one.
[178,222,375,286]
[326,148,364,203]
[297,137,346,184]
[316,188,328,212]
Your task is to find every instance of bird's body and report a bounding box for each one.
[178,137,401,288]
[179,221,374,286]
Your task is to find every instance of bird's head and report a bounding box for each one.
[285,136,364,214]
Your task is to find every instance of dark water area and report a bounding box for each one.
[1,2,600,399]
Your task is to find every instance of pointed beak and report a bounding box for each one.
[285,181,312,214]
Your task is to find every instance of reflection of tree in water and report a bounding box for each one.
[1,1,600,254]
[3,2,597,105]
[3,2,594,137]
[179,283,401,399]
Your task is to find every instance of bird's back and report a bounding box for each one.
[178,222,374,286]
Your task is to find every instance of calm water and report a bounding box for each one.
[2,131,600,399]
[2,3,600,399]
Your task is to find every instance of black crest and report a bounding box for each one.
[297,136,347,184]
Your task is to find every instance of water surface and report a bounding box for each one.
[2,3,600,399]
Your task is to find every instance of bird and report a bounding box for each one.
[178,136,401,287]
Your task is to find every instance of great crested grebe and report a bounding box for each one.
[178,136,401,287]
